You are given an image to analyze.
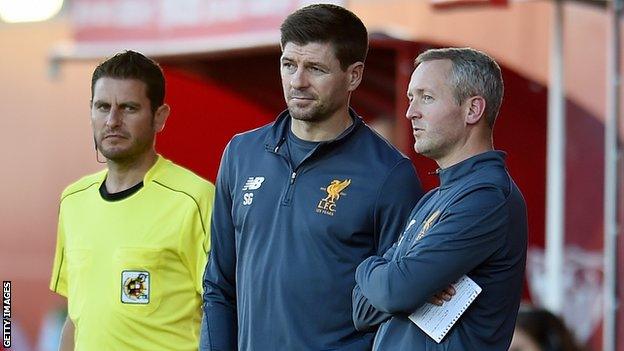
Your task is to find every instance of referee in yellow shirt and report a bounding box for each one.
[49,51,214,351]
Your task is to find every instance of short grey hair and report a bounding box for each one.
[415,47,504,128]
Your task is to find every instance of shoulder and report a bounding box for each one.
[60,169,106,202]
[228,122,274,150]
[151,158,215,202]
[461,165,511,201]
[351,123,412,168]
[445,176,510,217]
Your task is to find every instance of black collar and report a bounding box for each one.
[99,181,144,201]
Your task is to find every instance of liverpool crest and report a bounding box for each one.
[316,179,351,216]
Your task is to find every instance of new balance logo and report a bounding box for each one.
[242,177,265,206]
[242,177,265,191]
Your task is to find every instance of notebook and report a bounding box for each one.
[408,275,482,343]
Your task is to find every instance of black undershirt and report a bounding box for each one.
[287,129,319,169]
[99,181,144,201]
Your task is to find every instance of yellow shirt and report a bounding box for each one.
[50,156,214,351]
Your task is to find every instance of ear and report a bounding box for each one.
[89,100,95,127]
[153,104,170,133]
[465,96,486,125]
[346,62,364,92]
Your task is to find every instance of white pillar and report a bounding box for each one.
[544,0,565,315]
[603,0,621,350]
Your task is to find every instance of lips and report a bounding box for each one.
[412,127,425,138]
[289,90,315,100]
[103,133,127,140]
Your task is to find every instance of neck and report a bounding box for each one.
[290,107,353,142]
[436,130,493,169]
[105,151,157,193]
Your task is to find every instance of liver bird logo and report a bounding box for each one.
[416,210,441,241]
[323,179,351,203]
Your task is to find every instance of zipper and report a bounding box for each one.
[270,142,298,206]
[282,170,297,205]
[270,137,318,206]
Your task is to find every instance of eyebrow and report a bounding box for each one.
[119,102,140,108]
[407,88,426,97]
[305,61,329,70]
[92,100,141,108]
[281,56,328,70]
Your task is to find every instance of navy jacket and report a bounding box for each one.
[355,151,527,351]
[201,109,423,351]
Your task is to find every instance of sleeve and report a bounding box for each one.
[200,142,238,351]
[352,159,423,331]
[355,186,507,314]
[49,204,68,297]
[373,158,424,253]
[352,242,398,331]
[179,182,214,295]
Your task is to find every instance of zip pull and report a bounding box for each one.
[290,172,297,184]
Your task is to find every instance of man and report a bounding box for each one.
[201,4,423,350]
[49,51,214,350]
[354,48,528,350]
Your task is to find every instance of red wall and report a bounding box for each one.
[157,67,276,182]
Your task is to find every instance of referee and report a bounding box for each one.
[49,51,214,350]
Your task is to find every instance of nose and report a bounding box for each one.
[105,107,122,128]
[290,66,309,90]
[405,100,420,121]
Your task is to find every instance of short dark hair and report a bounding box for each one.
[415,47,504,128]
[280,4,368,71]
[91,50,165,114]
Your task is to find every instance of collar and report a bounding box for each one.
[99,180,144,201]
[143,154,167,183]
[264,108,363,153]
[437,150,507,188]
[98,154,167,187]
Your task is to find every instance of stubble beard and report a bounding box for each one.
[288,98,343,124]
[414,136,438,159]
[289,101,323,122]
[96,134,153,164]
[95,117,156,163]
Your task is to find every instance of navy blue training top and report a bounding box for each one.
[201,109,424,351]
[355,151,527,351]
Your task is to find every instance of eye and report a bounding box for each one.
[123,105,138,112]
[422,95,433,103]
[282,61,296,73]
[94,103,110,112]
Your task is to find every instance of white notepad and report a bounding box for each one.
[408,275,482,343]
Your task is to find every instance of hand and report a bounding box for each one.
[428,285,456,306]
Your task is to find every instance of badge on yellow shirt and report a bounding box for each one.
[121,271,150,304]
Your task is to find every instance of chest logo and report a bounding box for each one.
[316,179,351,216]
[415,210,441,241]
[242,177,265,191]
[242,176,265,206]
[121,271,150,304]
[397,219,417,247]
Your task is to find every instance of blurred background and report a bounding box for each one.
[0,0,621,350]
